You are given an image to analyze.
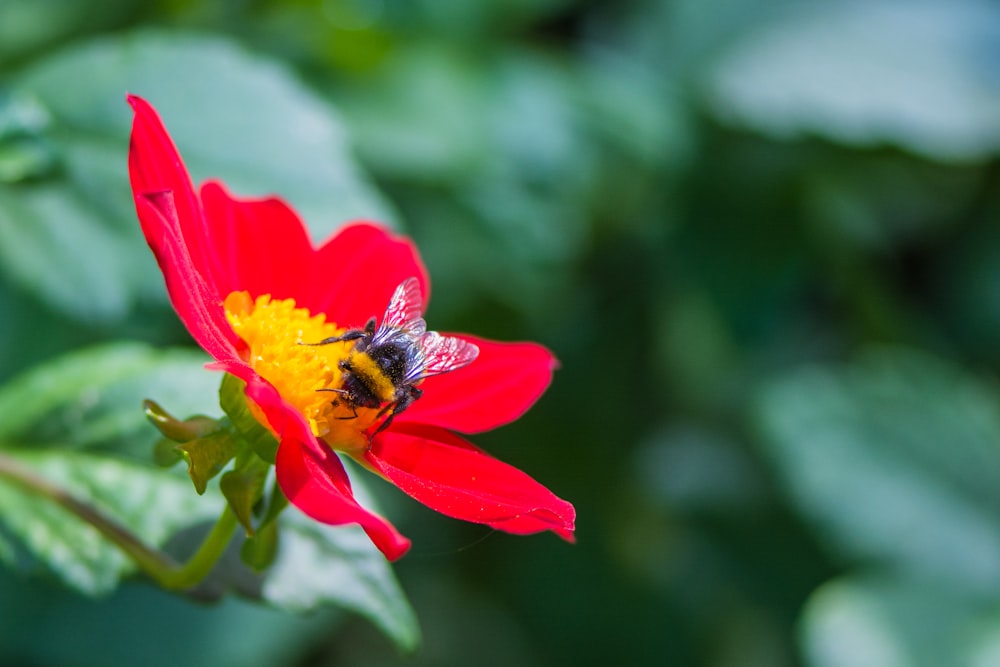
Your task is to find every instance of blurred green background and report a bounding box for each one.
[2,0,1000,665]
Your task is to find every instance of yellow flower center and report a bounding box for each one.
[223,291,376,452]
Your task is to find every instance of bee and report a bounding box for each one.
[310,277,479,435]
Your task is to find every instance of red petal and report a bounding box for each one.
[401,337,558,434]
[134,191,240,359]
[128,95,218,290]
[199,181,314,301]
[128,95,243,357]
[277,438,412,561]
[211,360,411,560]
[365,424,575,541]
[308,223,429,329]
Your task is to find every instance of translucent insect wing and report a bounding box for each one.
[374,277,426,345]
[414,332,480,380]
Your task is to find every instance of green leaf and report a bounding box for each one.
[262,508,420,653]
[800,575,1000,667]
[0,342,218,455]
[755,348,1000,593]
[0,449,223,596]
[705,0,1000,162]
[3,29,396,322]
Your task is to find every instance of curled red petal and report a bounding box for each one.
[199,181,314,301]
[400,337,558,434]
[128,95,220,291]
[210,360,411,560]
[365,424,575,541]
[277,438,412,561]
[308,223,429,328]
[134,191,240,359]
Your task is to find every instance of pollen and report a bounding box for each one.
[223,291,370,445]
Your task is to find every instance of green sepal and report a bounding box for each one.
[178,433,239,495]
[241,517,280,571]
[143,399,220,443]
[219,374,279,463]
[219,464,268,537]
[152,438,184,468]
[259,479,290,531]
[238,477,289,570]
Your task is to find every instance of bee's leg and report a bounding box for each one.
[371,386,423,436]
[335,404,359,421]
[303,329,366,346]
[302,318,377,347]
[317,388,359,420]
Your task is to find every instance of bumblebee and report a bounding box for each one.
[312,277,479,435]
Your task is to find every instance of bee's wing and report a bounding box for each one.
[408,331,479,381]
[373,277,426,346]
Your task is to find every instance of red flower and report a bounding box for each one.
[127,95,575,560]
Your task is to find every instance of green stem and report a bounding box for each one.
[157,505,239,590]
[0,451,238,591]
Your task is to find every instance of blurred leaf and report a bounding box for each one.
[0,566,338,667]
[756,349,1000,593]
[801,155,983,251]
[0,274,101,383]
[0,92,56,182]
[336,43,491,182]
[800,575,1000,667]
[0,180,144,321]
[386,0,575,36]
[631,424,764,514]
[0,449,223,596]
[0,136,56,182]
[705,0,1000,162]
[937,219,1000,366]
[0,342,218,456]
[2,29,395,322]
[579,51,691,170]
[0,0,139,65]
[262,508,420,653]
[608,0,784,77]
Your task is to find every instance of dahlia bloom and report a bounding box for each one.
[127,95,575,560]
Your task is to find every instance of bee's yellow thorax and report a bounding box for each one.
[347,351,398,403]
